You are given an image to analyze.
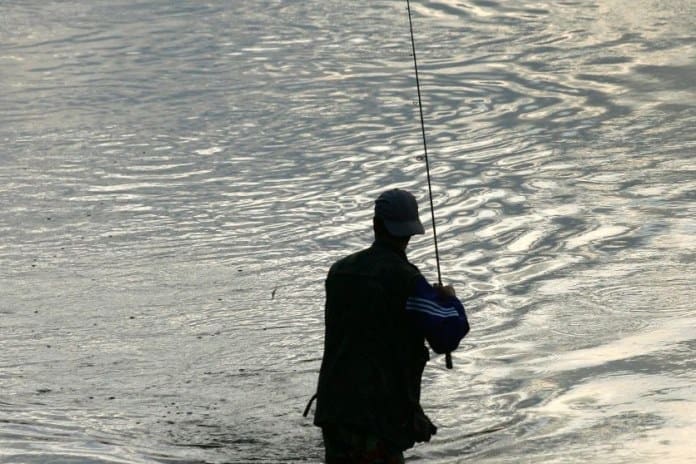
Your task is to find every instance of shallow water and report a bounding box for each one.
[1,1,695,463]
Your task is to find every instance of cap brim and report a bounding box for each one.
[383,218,425,237]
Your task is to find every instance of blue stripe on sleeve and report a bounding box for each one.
[406,297,459,317]
[405,275,470,354]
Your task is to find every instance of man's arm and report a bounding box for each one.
[405,276,469,354]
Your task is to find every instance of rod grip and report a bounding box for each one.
[445,352,453,369]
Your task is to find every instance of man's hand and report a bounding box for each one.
[433,283,456,298]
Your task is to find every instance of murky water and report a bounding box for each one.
[1,1,694,463]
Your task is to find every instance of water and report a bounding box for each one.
[1,1,694,462]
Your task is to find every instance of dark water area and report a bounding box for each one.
[1,1,694,463]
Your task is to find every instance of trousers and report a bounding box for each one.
[322,425,405,464]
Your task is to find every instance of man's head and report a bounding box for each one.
[373,188,425,250]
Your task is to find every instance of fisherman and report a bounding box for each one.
[305,188,470,464]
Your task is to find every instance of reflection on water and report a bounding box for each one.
[1,0,694,462]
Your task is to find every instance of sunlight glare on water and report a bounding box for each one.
[1,0,694,463]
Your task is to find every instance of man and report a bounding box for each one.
[306,188,470,463]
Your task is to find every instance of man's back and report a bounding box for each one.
[314,241,426,451]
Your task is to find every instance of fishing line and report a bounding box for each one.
[405,0,453,369]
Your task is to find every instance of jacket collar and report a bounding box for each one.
[372,238,408,260]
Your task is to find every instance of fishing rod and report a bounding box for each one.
[405,0,453,369]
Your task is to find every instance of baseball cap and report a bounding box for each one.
[374,188,425,237]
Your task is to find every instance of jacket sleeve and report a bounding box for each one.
[405,275,469,354]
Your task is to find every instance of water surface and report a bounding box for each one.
[1,1,694,463]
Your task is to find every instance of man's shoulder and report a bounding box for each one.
[328,246,372,274]
[329,244,421,280]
